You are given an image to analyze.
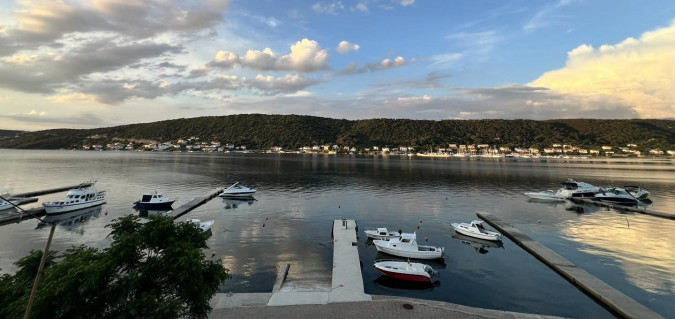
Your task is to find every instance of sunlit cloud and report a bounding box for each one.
[312,1,344,15]
[530,18,675,118]
[209,39,329,73]
[336,41,360,54]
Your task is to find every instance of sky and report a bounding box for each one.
[1,0,674,131]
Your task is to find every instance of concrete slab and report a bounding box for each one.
[329,219,371,303]
[210,292,271,308]
[267,291,330,306]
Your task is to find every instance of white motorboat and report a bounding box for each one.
[624,185,650,200]
[219,182,256,198]
[187,218,214,232]
[556,180,601,199]
[0,193,20,211]
[594,188,639,206]
[451,220,502,241]
[43,183,106,215]
[364,227,402,240]
[373,232,444,259]
[133,191,175,210]
[373,260,438,282]
[524,190,565,202]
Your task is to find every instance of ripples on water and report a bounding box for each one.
[0,151,673,318]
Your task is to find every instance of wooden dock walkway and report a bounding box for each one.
[570,198,675,220]
[168,187,224,220]
[477,212,663,319]
[11,182,93,198]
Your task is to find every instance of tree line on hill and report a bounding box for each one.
[0,114,673,152]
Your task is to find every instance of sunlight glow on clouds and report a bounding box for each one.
[337,41,360,54]
[531,19,675,118]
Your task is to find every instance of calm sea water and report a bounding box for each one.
[1,150,674,318]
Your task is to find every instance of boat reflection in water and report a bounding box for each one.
[374,275,440,291]
[223,197,256,209]
[137,208,172,219]
[37,206,102,231]
[452,233,504,254]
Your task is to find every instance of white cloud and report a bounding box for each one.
[312,1,344,15]
[531,19,675,118]
[336,41,360,54]
[335,56,409,76]
[400,0,415,7]
[209,39,329,73]
[351,3,369,13]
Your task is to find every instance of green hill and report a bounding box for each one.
[0,115,673,152]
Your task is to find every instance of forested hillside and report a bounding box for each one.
[0,115,673,151]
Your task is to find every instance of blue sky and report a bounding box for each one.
[1,0,674,130]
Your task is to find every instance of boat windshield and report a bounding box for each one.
[142,195,152,202]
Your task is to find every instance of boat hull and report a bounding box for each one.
[524,191,565,201]
[133,200,175,210]
[594,197,638,206]
[452,225,502,241]
[219,192,256,198]
[373,242,443,259]
[375,268,431,282]
[44,200,106,215]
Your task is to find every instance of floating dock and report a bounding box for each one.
[11,182,93,198]
[570,198,675,220]
[168,187,224,220]
[477,212,664,319]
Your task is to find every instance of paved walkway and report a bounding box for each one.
[210,296,561,319]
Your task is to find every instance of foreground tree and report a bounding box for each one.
[0,215,229,319]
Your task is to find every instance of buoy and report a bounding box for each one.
[338,205,340,208]
[425,236,428,242]
[416,225,420,229]
[211,251,216,258]
[105,211,108,216]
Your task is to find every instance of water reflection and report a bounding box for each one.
[37,206,102,232]
[374,275,440,291]
[561,214,675,295]
[136,208,172,218]
[223,197,256,209]
[452,233,504,254]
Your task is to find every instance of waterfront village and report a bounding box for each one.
[80,135,675,158]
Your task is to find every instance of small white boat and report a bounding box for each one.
[524,190,565,202]
[451,220,502,241]
[219,182,256,198]
[373,232,444,259]
[624,185,650,200]
[364,227,402,240]
[187,218,214,232]
[0,193,20,211]
[373,260,438,282]
[133,191,175,209]
[594,188,639,206]
[43,183,106,215]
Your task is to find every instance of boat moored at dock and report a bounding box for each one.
[364,227,402,240]
[452,220,502,241]
[133,191,175,209]
[373,232,444,259]
[43,183,106,215]
[373,260,438,282]
[219,182,256,198]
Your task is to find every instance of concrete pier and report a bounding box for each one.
[477,212,664,319]
[570,198,675,220]
[266,219,371,306]
[168,187,224,220]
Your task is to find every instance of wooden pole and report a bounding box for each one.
[24,224,55,319]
